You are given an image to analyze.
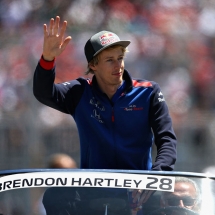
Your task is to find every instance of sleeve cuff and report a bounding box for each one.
[39,55,55,70]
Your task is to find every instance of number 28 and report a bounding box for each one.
[146,177,173,191]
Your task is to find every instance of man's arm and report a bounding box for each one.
[33,16,83,115]
[149,82,177,171]
[33,58,84,115]
[124,82,177,207]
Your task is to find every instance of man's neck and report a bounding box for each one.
[100,84,122,100]
[94,75,124,99]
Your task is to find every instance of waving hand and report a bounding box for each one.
[42,16,72,61]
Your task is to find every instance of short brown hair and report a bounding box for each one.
[85,45,128,75]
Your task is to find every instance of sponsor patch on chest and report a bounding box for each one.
[121,105,144,111]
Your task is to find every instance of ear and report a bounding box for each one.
[89,63,96,71]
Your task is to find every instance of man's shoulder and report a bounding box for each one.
[58,77,92,87]
[123,70,159,91]
[76,77,93,86]
[132,78,156,88]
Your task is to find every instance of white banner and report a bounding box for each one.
[0,172,175,192]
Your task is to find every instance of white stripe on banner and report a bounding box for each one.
[0,172,175,192]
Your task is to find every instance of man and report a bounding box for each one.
[33,15,177,172]
[160,177,201,214]
[33,15,177,207]
[35,153,77,215]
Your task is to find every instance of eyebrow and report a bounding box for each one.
[104,54,124,60]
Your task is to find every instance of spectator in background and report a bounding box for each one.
[47,153,77,169]
[160,177,201,214]
[34,153,77,215]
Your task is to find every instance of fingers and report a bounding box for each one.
[132,189,155,206]
[42,16,71,59]
[45,16,62,36]
[43,24,48,37]
[138,190,155,205]
[54,16,60,35]
[60,36,72,51]
[49,18,54,35]
[43,16,72,45]
[59,20,67,39]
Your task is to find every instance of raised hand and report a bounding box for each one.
[42,16,72,61]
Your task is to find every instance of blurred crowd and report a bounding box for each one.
[0,0,215,172]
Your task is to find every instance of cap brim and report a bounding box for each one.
[93,40,130,57]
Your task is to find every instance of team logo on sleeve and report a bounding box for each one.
[62,82,70,86]
[158,91,165,102]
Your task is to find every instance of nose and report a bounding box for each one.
[113,59,121,69]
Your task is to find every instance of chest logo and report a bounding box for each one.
[90,97,104,123]
[91,109,104,123]
[121,105,143,111]
[90,97,105,111]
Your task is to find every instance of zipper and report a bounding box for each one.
[111,108,115,122]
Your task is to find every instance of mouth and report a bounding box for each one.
[112,71,122,76]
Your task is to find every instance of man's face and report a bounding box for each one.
[91,46,125,87]
[161,182,198,212]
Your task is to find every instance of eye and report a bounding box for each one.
[106,59,113,62]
